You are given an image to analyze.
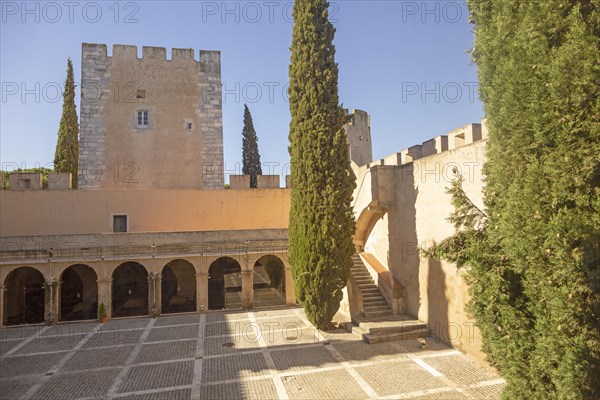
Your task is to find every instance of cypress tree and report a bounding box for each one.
[54,58,79,188]
[288,0,356,329]
[427,1,599,397]
[241,104,262,188]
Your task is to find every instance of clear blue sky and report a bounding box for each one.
[1,1,483,179]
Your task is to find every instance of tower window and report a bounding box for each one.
[113,215,128,233]
[136,90,146,99]
[137,111,149,130]
[186,122,193,130]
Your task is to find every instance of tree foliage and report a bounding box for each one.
[288,0,356,329]
[54,58,79,188]
[427,1,600,397]
[241,104,262,188]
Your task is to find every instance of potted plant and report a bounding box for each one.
[98,303,108,323]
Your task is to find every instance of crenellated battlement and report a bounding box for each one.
[82,43,220,65]
[356,119,489,174]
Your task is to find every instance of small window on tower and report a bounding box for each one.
[113,215,128,233]
[136,90,146,99]
[137,111,149,130]
[186,122,193,130]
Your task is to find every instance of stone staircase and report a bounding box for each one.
[346,253,429,344]
[351,253,392,318]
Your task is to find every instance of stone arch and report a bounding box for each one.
[208,257,242,310]
[253,255,286,308]
[3,266,45,326]
[161,259,196,314]
[112,261,149,317]
[60,264,98,321]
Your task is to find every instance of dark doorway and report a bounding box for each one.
[3,267,45,326]
[208,257,242,310]
[60,264,98,321]
[253,255,286,308]
[161,259,196,314]
[112,262,148,317]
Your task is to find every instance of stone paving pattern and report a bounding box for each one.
[0,307,504,399]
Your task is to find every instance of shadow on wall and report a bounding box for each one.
[387,164,420,318]
[427,258,450,345]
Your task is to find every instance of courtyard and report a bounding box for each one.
[0,306,504,400]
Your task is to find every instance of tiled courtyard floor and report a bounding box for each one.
[0,307,504,399]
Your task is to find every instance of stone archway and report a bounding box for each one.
[253,255,286,308]
[60,264,98,321]
[161,259,196,314]
[208,257,242,310]
[3,267,45,326]
[112,262,148,317]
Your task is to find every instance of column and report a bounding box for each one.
[0,285,4,328]
[241,270,254,309]
[196,272,208,312]
[155,274,162,316]
[285,267,296,306]
[97,279,112,319]
[44,280,59,325]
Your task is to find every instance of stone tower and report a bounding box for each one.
[78,43,224,189]
[344,109,373,167]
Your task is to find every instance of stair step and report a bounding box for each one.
[363,328,430,344]
[362,310,393,318]
[363,300,388,307]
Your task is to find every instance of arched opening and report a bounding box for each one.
[253,255,286,308]
[60,264,98,321]
[208,257,242,310]
[112,262,148,317]
[161,259,196,314]
[3,267,45,326]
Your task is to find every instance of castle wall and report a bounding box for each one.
[78,43,223,190]
[0,188,290,236]
[363,139,487,364]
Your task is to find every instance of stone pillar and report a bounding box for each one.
[147,275,156,317]
[155,274,162,316]
[44,280,59,325]
[97,279,112,319]
[241,270,254,309]
[0,285,4,328]
[285,268,296,306]
[196,272,208,312]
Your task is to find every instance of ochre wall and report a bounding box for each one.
[362,140,488,365]
[0,189,290,237]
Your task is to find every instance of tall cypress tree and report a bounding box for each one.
[241,104,262,188]
[427,1,599,397]
[288,0,356,329]
[54,58,79,188]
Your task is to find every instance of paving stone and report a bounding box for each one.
[332,340,409,364]
[117,360,194,393]
[271,345,339,372]
[200,379,278,399]
[462,383,505,398]
[101,318,150,331]
[319,328,360,343]
[424,354,501,386]
[61,345,134,371]
[154,313,200,327]
[282,369,368,399]
[264,328,320,348]
[204,320,245,337]
[255,316,306,332]
[205,310,250,323]
[0,339,21,356]
[0,352,64,378]
[134,340,195,364]
[203,334,261,356]
[355,359,448,396]
[14,333,87,355]
[31,368,121,400]
[146,324,198,342]
[0,325,44,341]
[116,388,192,400]
[394,337,454,355]
[44,322,98,337]
[253,308,300,319]
[202,352,269,382]
[0,376,40,400]
[83,329,144,348]
[409,389,467,399]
